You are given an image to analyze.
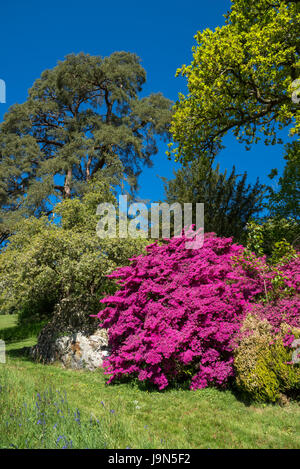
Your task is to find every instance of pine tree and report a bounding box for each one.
[0,52,173,243]
[163,156,266,241]
[268,141,300,220]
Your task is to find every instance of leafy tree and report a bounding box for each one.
[167,0,300,163]
[268,141,300,219]
[0,52,173,243]
[163,156,266,241]
[246,217,300,258]
[0,181,148,360]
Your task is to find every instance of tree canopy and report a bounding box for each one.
[268,141,300,219]
[0,52,173,243]
[168,0,300,163]
[0,180,147,329]
[163,156,266,241]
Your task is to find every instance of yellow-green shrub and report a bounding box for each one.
[234,315,300,402]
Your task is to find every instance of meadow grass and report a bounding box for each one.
[0,314,300,449]
[0,315,18,329]
[0,314,45,344]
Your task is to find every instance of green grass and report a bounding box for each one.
[0,315,300,449]
[0,314,18,329]
[0,314,45,344]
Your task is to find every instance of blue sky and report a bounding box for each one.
[0,0,290,204]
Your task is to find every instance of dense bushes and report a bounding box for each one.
[0,219,118,330]
[246,218,300,259]
[0,183,148,361]
[97,233,267,390]
[97,232,300,398]
[234,309,300,402]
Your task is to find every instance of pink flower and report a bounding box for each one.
[97,231,299,390]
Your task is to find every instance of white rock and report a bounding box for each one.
[53,329,110,371]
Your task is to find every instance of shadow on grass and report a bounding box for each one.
[6,345,36,362]
[229,384,256,407]
[103,373,280,407]
[0,321,45,343]
[7,341,298,408]
[228,381,300,407]
[106,374,227,395]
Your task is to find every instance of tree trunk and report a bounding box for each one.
[64,168,72,198]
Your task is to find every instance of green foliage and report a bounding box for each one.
[232,248,292,303]
[234,315,300,402]
[246,217,300,259]
[163,156,265,241]
[0,182,148,332]
[271,239,298,265]
[168,0,300,163]
[268,141,300,220]
[0,52,173,242]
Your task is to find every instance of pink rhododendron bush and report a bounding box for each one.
[96,233,300,392]
[248,296,300,333]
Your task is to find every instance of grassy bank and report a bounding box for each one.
[0,314,299,449]
[0,314,45,344]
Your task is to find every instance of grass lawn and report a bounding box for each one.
[0,314,18,329]
[0,314,299,449]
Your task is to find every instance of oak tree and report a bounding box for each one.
[168,0,300,163]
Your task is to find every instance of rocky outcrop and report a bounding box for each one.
[31,328,110,370]
[55,329,109,370]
